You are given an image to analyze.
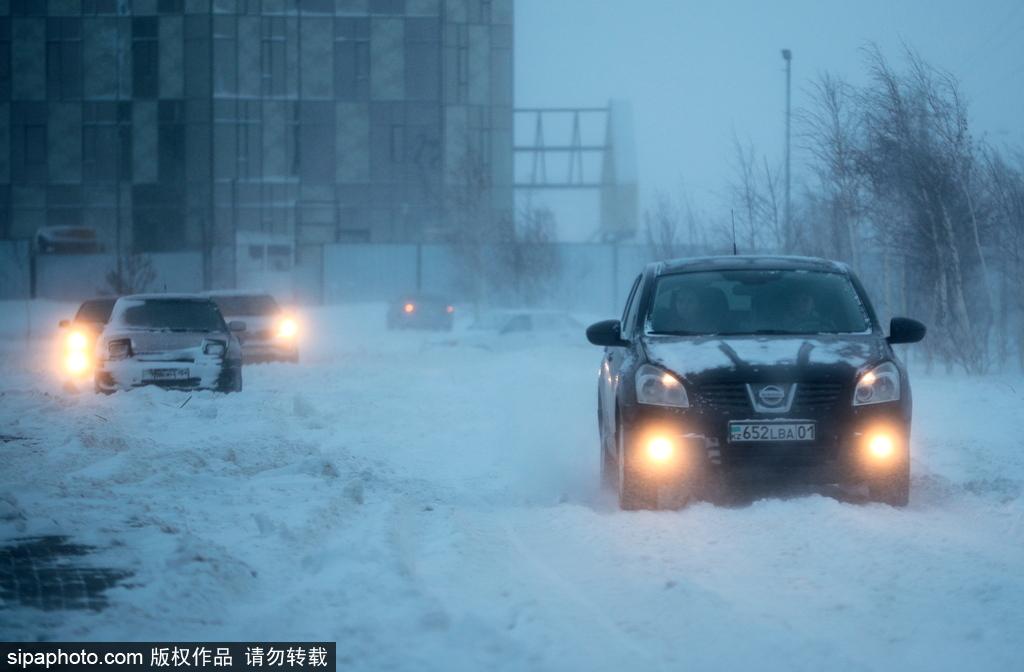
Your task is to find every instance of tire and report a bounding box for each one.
[600,432,618,491]
[617,419,658,510]
[868,465,909,507]
[218,366,242,393]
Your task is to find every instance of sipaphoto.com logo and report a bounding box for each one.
[6,646,142,670]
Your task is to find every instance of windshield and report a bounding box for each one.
[75,298,116,324]
[646,269,872,336]
[211,294,279,316]
[117,299,226,332]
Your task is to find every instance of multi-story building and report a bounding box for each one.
[0,0,513,288]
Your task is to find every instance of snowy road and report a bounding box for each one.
[1,303,1023,671]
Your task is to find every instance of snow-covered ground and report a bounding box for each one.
[1,301,1022,671]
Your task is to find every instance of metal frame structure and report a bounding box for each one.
[513,102,637,241]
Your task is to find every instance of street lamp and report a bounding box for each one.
[781,49,792,248]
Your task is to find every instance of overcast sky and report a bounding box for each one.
[515,0,1024,239]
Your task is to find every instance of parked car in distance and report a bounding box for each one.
[587,255,926,510]
[94,294,245,393]
[35,225,103,254]
[206,290,300,363]
[387,293,455,331]
[57,297,119,385]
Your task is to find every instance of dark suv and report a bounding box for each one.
[586,256,926,509]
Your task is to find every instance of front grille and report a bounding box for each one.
[793,382,844,410]
[696,381,845,413]
[697,383,750,412]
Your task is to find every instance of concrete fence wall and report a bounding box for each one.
[0,241,31,300]
[33,252,204,301]
[320,242,663,315]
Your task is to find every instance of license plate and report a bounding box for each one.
[729,421,815,443]
[144,368,189,381]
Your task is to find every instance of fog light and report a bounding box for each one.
[868,433,895,459]
[65,351,89,376]
[646,436,674,463]
[404,302,415,314]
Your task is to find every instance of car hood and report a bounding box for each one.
[104,329,229,354]
[643,333,883,381]
[221,314,275,330]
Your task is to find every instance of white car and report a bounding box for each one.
[94,294,245,393]
[205,291,300,363]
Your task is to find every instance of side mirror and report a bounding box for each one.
[887,317,926,345]
[228,320,247,333]
[586,319,628,347]
[58,319,70,329]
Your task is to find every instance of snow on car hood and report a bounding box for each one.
[104,329,226,354]
[643,333,882,378]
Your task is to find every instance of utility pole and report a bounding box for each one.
[781,49,792,250]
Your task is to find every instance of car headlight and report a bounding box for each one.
[66,329,89,352]
[276,317,298,340]
[853,361,900,406]
[635,364,689,408]
[204,340,227,357]
[108,339,132,360]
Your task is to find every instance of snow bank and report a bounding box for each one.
[0,301,1021,671]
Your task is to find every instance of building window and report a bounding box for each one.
[334,18,370,101]
[159,101,185,184]
[133,17,159,99]
[24,125,47,166]
[46,18,82,100]
[0,19,10,100]
[261,17,287,97]
[456,26,469,103]
[389,124,404,163]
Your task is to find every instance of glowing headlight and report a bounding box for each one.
[276,317,298,340]
[403,303,416,314]
[868,433,895,458]
[635,364,689,408]
[853,362,900,406]
[646,436,675,463]
[64,351,90,375]
[66,330,89,352]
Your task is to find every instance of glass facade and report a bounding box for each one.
[0,0,514,289]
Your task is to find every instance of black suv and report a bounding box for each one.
[586,256,926,509]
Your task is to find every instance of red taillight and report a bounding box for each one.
[446,305,454,314]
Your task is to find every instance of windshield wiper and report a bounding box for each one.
[647,330,707,336]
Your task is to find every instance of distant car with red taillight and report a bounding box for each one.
[387,293,455,331]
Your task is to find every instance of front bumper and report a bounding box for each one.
[620,401,910,485]
[239,338,298,363]
[95,355,236,392]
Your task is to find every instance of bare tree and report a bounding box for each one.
[728,136,785,253]
[105,253,156,295]
[856,45,992,373]
[799,73,865,268]
[644,192,682,260]
[501,205,561,305]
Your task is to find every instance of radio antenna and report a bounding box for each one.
[731,209,738,255]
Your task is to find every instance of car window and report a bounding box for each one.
[75,298,116,324]
[646,269,871,336]
[211,294,280,316]
[620,274,642,334]
[116,299,227,332]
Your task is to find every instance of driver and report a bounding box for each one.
[786,290,830,332]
